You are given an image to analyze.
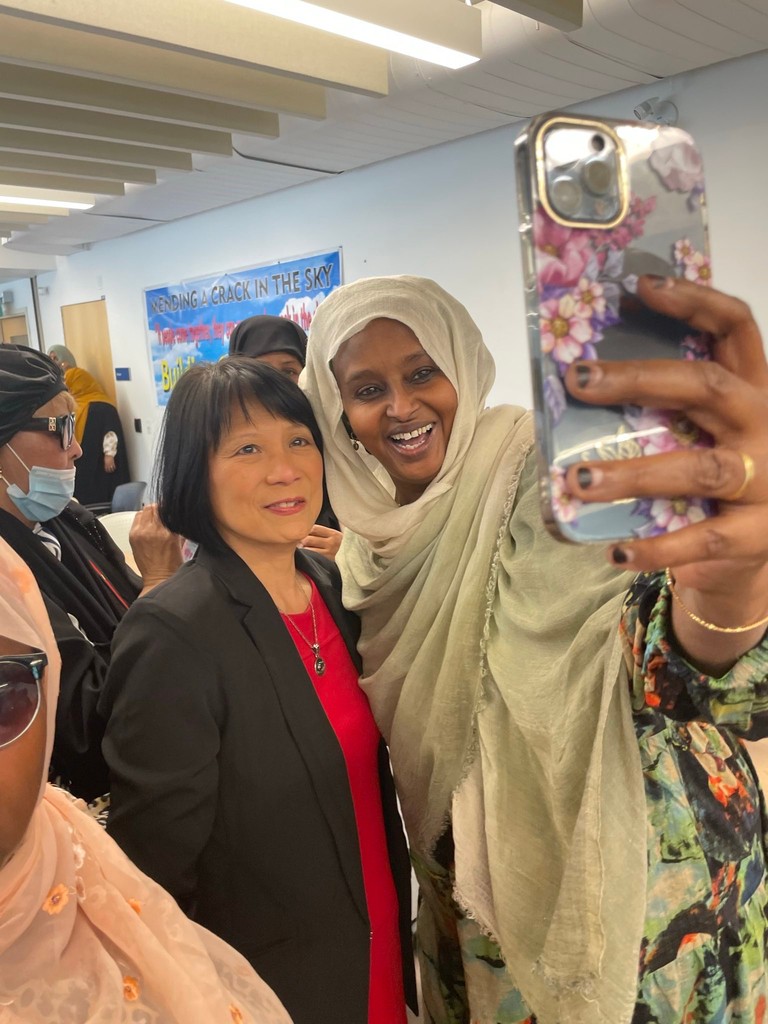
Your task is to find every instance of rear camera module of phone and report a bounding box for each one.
[581,156,613,196]
[549,175,582,216]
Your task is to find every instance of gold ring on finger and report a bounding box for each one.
[726,451,755,502]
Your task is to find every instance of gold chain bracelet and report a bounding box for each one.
[665,569,768,635]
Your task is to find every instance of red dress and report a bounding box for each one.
[281,577,407,1024]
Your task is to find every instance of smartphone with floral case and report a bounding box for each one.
[516,111,716,544]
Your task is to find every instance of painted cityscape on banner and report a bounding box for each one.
[144,249,342,405]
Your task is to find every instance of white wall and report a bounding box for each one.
[33,49,768,482]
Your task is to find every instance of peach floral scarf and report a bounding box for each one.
[0,538,291,1024]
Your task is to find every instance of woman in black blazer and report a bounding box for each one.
[100,359,416,1024]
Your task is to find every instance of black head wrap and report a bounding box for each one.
[0,345,67,448]
[228,315,307,365]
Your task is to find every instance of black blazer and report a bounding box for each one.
[0,502,140,800]
[101,545,416,1024]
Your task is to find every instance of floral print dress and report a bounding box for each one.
[414,573,768,1024]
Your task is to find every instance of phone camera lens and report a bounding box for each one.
[591,133,606,152]
[581,156,613,196]
[549,175,582,216]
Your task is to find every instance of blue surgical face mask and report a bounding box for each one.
[3,445,76,522]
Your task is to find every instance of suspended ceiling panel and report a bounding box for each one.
[0,151,158,183]
[0,1,391,94]
[0,13,328,118]
[0,66,283,135]
[0,127,197,169]
[2,0,767,265]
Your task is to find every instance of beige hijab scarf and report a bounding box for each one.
[303,276,647,1024]
[0,538,291,1024]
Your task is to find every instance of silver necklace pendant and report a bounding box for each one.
[283,580,326,676]
[312,645,326,676]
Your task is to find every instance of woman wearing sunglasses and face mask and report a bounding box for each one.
[0,345,178,803]
[0,537,291,1024]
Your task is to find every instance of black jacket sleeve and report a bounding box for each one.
[45,596,111,802]
[101,600,222,912]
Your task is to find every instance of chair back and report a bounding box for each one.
[111,481,147,513]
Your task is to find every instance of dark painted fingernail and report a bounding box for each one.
[612,546,630,564]
[577,467,593,489]
[575,363,592,388]
[645,274,675,290]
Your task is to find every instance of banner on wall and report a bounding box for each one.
[144,248,342,406]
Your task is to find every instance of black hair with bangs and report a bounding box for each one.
[155,356,324,554]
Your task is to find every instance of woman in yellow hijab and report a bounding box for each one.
[48,347,130,507]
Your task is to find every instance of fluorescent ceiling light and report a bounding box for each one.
[225,0,482,69]
[0,185,95,211]
[0,195,93,210]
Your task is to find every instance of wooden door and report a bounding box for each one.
[60,299,117,403]
[0,313,29,345]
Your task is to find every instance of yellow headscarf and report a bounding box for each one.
[64,367,113,445]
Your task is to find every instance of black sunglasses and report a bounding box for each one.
[0,649,46,750]
[20,413,76,451]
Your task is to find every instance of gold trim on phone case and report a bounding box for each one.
[534,113,630,230]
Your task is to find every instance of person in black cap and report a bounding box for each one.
[0,344,180,801]
[228,314,307,382]
[229,315,342,560]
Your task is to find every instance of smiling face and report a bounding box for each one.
[254,351,304,383]
[332,318,458,505]
[208,399,324,558]
[0,391,80,524]
[0,635,47,870]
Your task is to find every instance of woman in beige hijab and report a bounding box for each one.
[302,273,768,1024]
[0,536,291,1024]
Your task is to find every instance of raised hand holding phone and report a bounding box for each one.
[565,273,768,671]
[517,112,716,544]
[518,111,768,674]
